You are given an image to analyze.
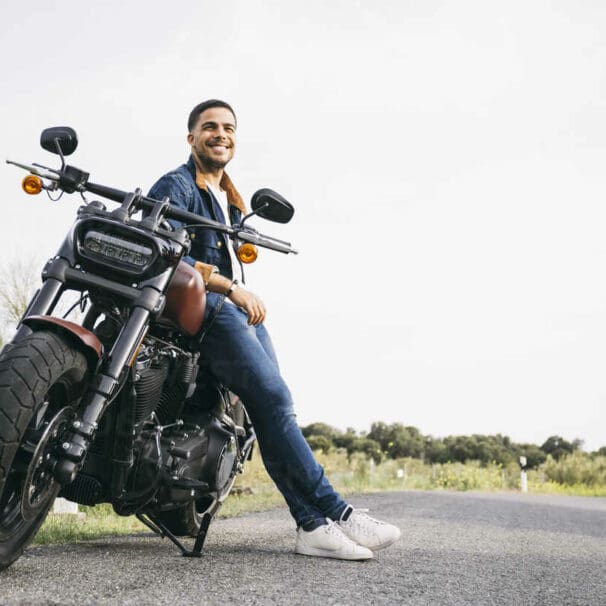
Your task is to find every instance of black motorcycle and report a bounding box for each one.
[0,127,297,570]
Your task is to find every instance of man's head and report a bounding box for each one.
[187,99,236,132]
[187,99,237,171]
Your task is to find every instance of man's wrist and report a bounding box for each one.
[194,261,220,287]
[225,279,239,297]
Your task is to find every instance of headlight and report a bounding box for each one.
[82,230,154,271]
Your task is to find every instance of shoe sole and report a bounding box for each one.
[295,545,373,561]
[340,530,402,551]
[366,535,400,551]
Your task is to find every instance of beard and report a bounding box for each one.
[194,148,230,170]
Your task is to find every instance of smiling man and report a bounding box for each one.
[148,99,401,560]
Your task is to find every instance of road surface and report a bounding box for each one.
[1,491,604,605]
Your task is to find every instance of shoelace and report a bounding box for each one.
[324,520,359,546]
[346,509,384,536]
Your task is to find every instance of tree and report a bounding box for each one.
[367,422,424,459]
[425,438,450,464]
[346,437,383,464]
[333,428,358,451]
[305,435,333,453]
[0,258,39,346]
[301,422,340,440]
[594,446,606,457]
[540,435,578,461]
[513,443,546,468]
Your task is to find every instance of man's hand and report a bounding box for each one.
[203,271,267,326]
[228,286,266,326]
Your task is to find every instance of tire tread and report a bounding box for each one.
[0,331,89,570]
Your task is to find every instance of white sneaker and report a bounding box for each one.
[295,520,373,560]
[338,508,401,551]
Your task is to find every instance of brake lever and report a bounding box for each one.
[32,162,60,175]
[5,159,60,181]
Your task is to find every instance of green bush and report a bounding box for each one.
[542,452,606,487]
[305,434,333,453]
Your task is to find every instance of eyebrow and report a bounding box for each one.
[201,120,236,129]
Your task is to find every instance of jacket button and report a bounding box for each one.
[217,241,222,248]
[190,233,196,239]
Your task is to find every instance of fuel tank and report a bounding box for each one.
[162,261,206,336]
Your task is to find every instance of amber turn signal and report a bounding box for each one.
[22,175,43,195]
[237,243,258,264]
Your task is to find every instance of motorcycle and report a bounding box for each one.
[0,126,297,570]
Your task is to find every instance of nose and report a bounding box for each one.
[215,125,229,139]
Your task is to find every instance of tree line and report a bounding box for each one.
[301,421,605,468]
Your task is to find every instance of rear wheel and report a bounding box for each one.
[155,495,215,537]
[0,331,88,570]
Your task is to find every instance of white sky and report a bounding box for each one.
[1,0,605,450]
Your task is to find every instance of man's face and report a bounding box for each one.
[188,106,236,170]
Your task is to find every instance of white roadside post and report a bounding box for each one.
[519,455,528,493]
[53,497,79,514]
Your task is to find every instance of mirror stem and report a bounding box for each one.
[240,202,269,226]
[54,137,66,170]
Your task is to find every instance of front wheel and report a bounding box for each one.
[0,331,88,570]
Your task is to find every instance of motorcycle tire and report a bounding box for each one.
[0,331,88,570]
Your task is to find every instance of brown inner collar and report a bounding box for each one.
[191,156,246,214]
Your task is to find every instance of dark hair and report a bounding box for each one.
[187,99,237,132]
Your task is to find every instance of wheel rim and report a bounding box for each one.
[21,407,73,521]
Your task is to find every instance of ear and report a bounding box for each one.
[187,132,194,145]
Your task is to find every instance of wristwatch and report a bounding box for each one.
[225,279,239,297]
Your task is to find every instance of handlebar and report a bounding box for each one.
[86,180,230,231]
[86,180,298,254]
[7,159,297,255]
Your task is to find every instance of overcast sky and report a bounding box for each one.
[1,0,605,450]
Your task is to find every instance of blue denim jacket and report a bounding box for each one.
[148,156,244,279]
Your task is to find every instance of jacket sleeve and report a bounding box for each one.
[148,174,215,281]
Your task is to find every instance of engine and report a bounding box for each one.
[62,337,246,514]
[128,414,239,509]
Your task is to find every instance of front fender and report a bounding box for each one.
[21,315,103,368]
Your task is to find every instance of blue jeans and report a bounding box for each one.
[197,293,347,528]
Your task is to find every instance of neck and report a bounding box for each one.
[191,152,224,189]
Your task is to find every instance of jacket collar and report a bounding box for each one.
[186,154,247,214]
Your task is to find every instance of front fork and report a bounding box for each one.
[12,256,172,485]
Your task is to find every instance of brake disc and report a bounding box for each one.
[21,407,74,521]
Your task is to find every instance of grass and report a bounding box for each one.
[33,449,606,545]
[34,504,146,545]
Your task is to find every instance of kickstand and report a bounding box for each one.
[136,505,219,558]
[187,499,223,557]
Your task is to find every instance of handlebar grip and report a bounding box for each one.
[238,231,297,254]
[86,181,129,203]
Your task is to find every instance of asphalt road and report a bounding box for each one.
[0,491,605,605]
